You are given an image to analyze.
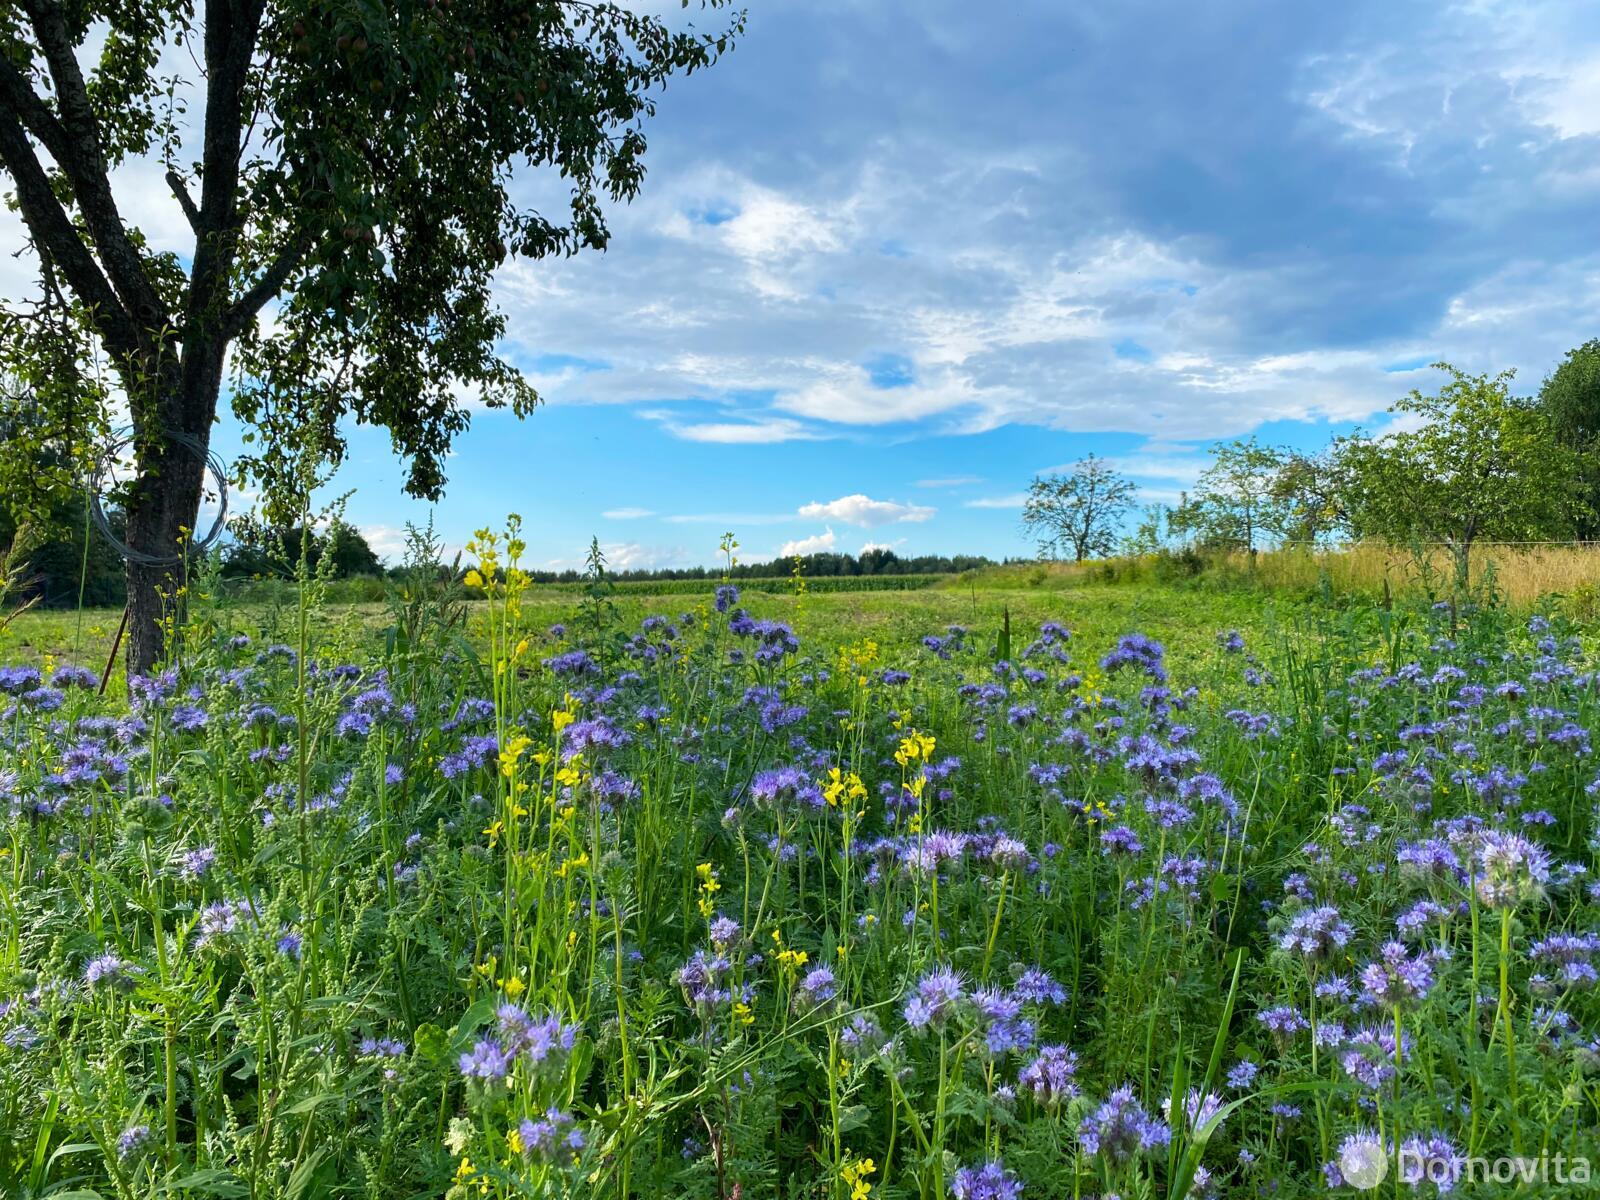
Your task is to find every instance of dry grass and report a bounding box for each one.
[1247,543,1600,608]
[966,543,1600,613]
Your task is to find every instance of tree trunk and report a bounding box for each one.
[122,352,222,677]
[123,434,210,676]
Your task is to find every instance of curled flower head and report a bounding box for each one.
[949,1159,1024,1199]
[515,1107,585,1165]
[904,967,966,1031]
[116,1124,152,1162]
[1078,1084,1171,1163]
[1359,941,1436,1009]
[1474,830,1550,909]
[1019,1043,1080,1106]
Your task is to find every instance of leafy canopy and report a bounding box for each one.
[1021,455,1136,562]
[0,0,740,520]
[1339,362,1583,580]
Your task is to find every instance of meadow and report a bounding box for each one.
[3,531,1599,1199]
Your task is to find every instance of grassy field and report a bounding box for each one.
[1,579,1318,686]
[4,558,1599,1197]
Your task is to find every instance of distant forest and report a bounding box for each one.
[523,549,1003,584]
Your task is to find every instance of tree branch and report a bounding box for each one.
[20,0,174,335]
[167,170,202,232]
[224,227,318,338]
[0,106,145,371]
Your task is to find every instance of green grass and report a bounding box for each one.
[0,580,1298,680]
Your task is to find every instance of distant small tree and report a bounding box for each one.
[1537,339,1600,539]
[1021,455,1136,561]
[1339,362,1582,588]
[1185,437,1286,555]
[1271,449,1349,547]
[1118,503,1168,556]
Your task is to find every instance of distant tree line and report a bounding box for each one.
[2,512,388,609]
[522,548,1000,584]
[1024,344,1600,590]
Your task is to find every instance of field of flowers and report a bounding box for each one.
[3,527,1599,1198]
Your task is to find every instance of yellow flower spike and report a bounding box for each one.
[464,569,484,589]
[500,976,526,998]
[506,1127,524,1155]
[482,820,504,848]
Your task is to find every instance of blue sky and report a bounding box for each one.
[114,2,1600,566]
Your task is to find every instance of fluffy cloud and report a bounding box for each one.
[359,524,412,563]
[797,494,935,527]
[780,528,837,556]
[467,0,1600,461]
[602,542,693,571]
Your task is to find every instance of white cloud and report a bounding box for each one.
[662,511,794,525]
[776,366,1010,426]
[916,475,984,488]
[722,191,843,261]
[359,524,411,563]
[1525,53,1600,138]
[796,493,934,527]
[602,542,693,571]
[780,527,837,556]
[860,538,907,554]
[658,415,828,444]
[602,507,655,519]
[964,493,1029,509]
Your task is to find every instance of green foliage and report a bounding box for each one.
[0,0,740,667]
[1021,454,1136,561]
[1537,338,1600,538]
[1339,362,1583,586]
[1176,437,1286,554]
[222,516,382,581]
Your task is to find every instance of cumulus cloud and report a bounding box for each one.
[797,494,935,527]
[780,528,837,556]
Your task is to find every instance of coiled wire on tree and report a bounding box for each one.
[88,427,229,566]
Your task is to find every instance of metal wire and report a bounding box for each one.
[88,427,229,566]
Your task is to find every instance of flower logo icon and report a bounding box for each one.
[1339,1136,1390,1190]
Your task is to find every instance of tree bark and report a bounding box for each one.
[122,349,223,676]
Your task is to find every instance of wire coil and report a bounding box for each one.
[88,427,229,566]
